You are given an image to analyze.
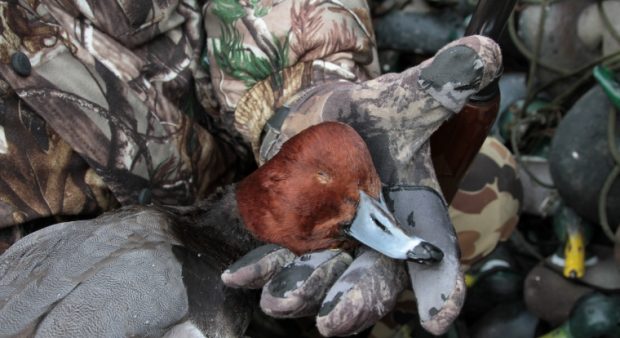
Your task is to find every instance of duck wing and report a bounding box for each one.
[0,205,253,338]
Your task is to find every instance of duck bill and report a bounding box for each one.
[563,229,586,279]
[344,191,444,264]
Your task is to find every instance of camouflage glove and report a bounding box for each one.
[222,245,407,336]
[221,190,461,337]
[224,35,501,336]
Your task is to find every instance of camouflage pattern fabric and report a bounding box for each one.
[204,0,380,114]
[452,137,523,268]
[229,34,501,193]
[0,0,383,248]
[0,0,518,336]
[0,0,249,247]
[369,137,523,338]
[0,95,115,229]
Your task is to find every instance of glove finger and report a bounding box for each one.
[221,244,295,289]
[260,250,352,318]
[316,249,407,337]
[418,35,502,111]
[386,187,466,335]
[410,264,466,335]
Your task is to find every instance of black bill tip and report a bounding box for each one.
[407,242,444,265]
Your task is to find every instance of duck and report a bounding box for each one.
[548,204,595,280]
[0,122,441,337]
[538,292,620,338]
[237,122,443,262]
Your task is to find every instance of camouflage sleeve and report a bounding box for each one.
[203,0,381,155]
[0,0,245,229]
[0,94,116,249]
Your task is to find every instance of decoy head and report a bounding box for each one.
[237,122,443,264]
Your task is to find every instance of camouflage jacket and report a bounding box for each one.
[0,0,243,245]
[0,0,384,247]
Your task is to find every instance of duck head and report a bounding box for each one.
[236,122,443,264]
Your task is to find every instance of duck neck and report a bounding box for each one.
[167,185,262,268]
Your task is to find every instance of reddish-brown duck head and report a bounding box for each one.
[236,122,381,255]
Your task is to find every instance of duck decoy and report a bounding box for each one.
[463,244,524,321]
[538,292,620,338]
[548,204,595,280]
[517,0,600,98]
[471,301,539,338]
[549,71,620,231]
[525,263,594,327]
[526,246,620,329]
[374,7,466,56]
[578,1,620,59]
[0,122,441,337]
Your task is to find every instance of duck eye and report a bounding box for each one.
[316,171,332,184]
[344,196,357,206]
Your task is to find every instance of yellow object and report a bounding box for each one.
[538,323,571,338]
[465,273,478,288]
[563,229,586,279]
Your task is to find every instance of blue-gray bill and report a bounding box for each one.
[345,191,444,264]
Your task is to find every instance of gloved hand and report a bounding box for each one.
[222,188,461,336]
[222,245,408,336]
[224,35,502,336]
